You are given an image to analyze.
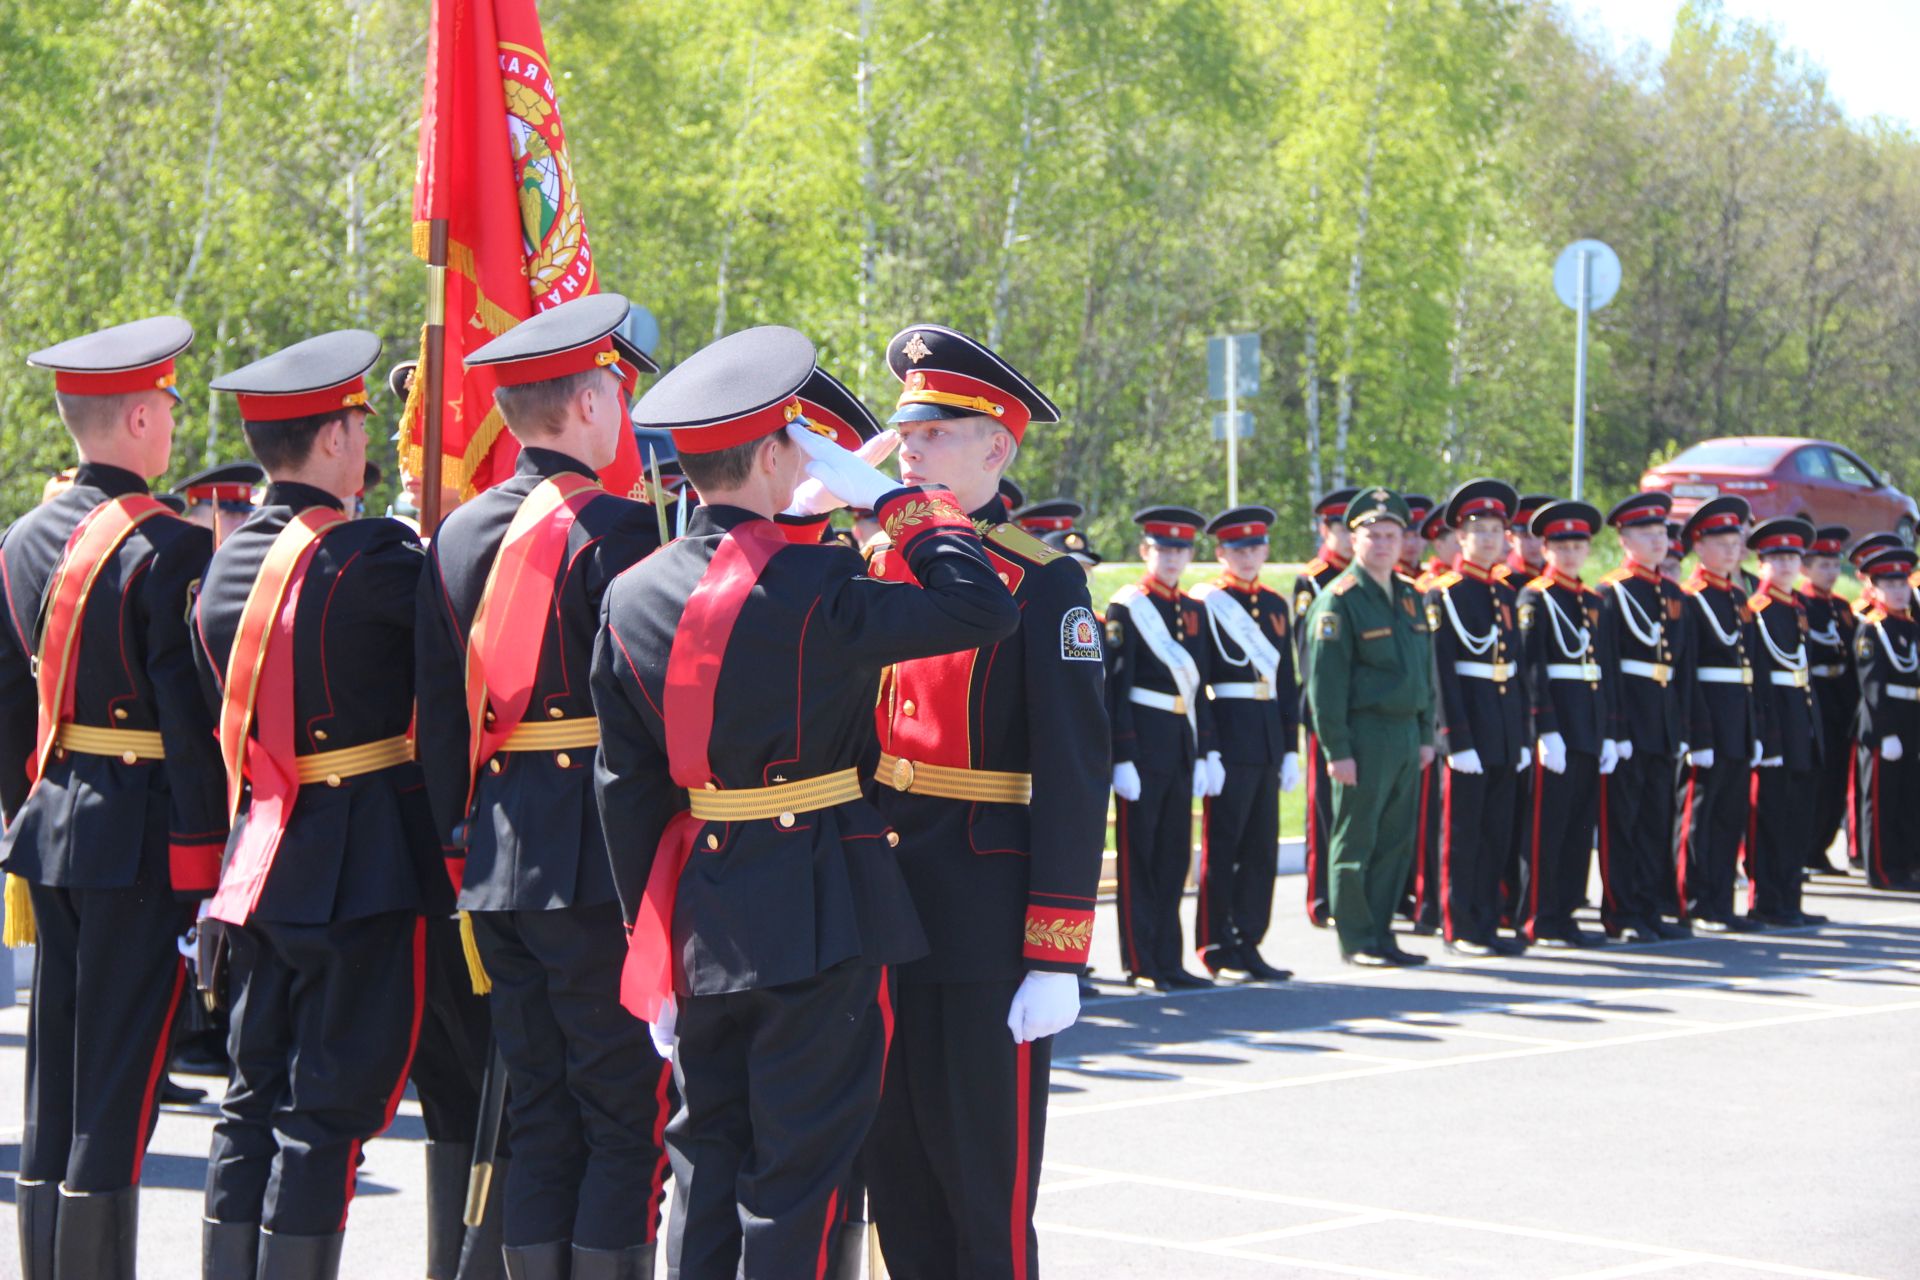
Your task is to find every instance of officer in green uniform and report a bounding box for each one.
[1304,488,1437,967]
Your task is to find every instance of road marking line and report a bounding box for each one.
[1206,1212,1394,1246]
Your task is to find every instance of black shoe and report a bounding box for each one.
[1239,949,1293,982]
[1408,920,1438,937]
[1343,950,1394,968]
[1077,975,1099,1000]
[1200,946,1245,978]
[504,1241,571,1280]
[1796,910,1830,926]
[53,1186,136,1280]
[1727,915,1758,933]
[1492,936,1527,956]
[1383,944,1428,967]
[1162,968,1214,989]
[1751,913,1800,930]
[1607,921,1658,943]
[1308,913,1332,929]
[170,1042,228,1077]
[1127,971,1170,993]
[1532,932,1579,950]
[202,1219,259,1280]
[15,1178,57,1280]
[1653,918,1692,940]
[1692,917,1732,935]
[572,1242,656,1280]
[1446,939,1497,958]
[159,1075,206,1106]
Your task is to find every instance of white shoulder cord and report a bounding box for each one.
[1610,578,1662,649]
[1441,585,1497,655]
[1876,619,1919,675]
[1691,588,1742,650]
[1205,600,1251,671]
[1541,587,1591,659]
[1755,606,1806,671]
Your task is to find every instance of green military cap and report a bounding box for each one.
[1344,486,1409,530]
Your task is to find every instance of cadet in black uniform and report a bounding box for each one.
[190,333,448,1279]
[1427,480,1528,957]
[174,461,264,546]
[594,324,1019,1275]
[1514,500,1608,948]
[415,295,671,1279]
[1852,547,1920,890]
[1292,489,1358,927]
[1743,518,1826,927]
[1192,506,1298,981]
[0,318,228,1279]
[857,323,1108,1280]
[1108,507,1218,989]
[1675,497,1765,931]
[1403,506,1457,934]
[1801,526,1857,874]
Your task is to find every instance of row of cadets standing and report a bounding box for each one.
[1291,489,1358,928]
[1852,545,1920,890]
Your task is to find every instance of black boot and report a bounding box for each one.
[203,1218,260,1280]
[457,1157,508,1280]
[570,1242,654,1279]
[503,1241,571,1280]
[425,1141,473,1279]
[53,1186,137,1280]
[255,1229,344,1280]
[15,1178,57,1280]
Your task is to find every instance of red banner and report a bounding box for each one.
[401,0,642,504]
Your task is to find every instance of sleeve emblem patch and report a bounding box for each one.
[1105,617,1124,645]
[1062,606,1103,661]
[1317,612,1341,642]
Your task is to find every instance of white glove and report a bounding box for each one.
[1758,755,1783,768]
[785,423,897,511]
[781,429,900,517]
[1279,752,1302,793]
[1007,970,1081,1043]
[1112,761,1142,802]
[1617,739,1634,761]
[648,995,677,1061]
[1191,758,1210,799]
[1448,748,1484,775]
[1883,736,1904,762]
[1749,739,1765,769]
[1539,732,1567,775]
[1516,746,1532,773]
[1598,739,1620,776]
[1687,746,1716,769]
[1203,751,1226,797]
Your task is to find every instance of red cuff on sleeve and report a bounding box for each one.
[1022,903,1095,968]
[443,854,467,896]
[170,840,226,894]
[877,487,975,556]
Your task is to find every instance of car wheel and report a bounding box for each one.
[1898,516,1915,546]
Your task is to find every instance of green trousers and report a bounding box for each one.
[1327,713,1423,956]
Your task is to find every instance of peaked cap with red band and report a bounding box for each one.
[466,292,659,399]
[631,324,817,455]
[885,323,1060,444]
[1749,516,1814,556]
[1134,504,1206,548]
[1530,499,1602,542]
[999,476,1027,511]
[1042,527,1101,564]
[174,460,264,506]
[1605,490,1673,530]
[1511,493,1558,530]
[1401,493,1435,532]
[29,315,192,403]
[1314,487,1360,521]
[1810,524,1850,557]
[1681,494,1751,549]
[212,329,382,424]
[1667,521,1687,559]
[1443,478,1518,530]
[1207,504,1277,548]
[1013,498,1084,534]
[796,365,882,450]
[1862,546,1917,579]
[1848,532,1905,569]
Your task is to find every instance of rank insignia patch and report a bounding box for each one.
[1296,591,1314,617]
[1105,617,1124,645]
[1519,603,1535,630]
[1317,613,1341,642]
[1061,606,1103,661]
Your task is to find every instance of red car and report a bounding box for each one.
[1640,436,1918,545]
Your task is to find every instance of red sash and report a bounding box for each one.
[463,474,604,810]
[619,520,790,1022]
[30,495,173,786]
[208,508,347,924]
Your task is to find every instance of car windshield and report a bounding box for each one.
[1665,441,1790,469]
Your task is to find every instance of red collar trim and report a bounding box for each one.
[1142,576,1181,601]
[1454,557,1495,583]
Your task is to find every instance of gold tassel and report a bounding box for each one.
[458,910,491,995]
[4,874,35,948]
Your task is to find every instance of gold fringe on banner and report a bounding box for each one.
[459,910,492,995]
[4,874,36,948]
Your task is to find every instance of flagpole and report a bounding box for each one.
[421,217,450,534]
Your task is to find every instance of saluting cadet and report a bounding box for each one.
[173,461,263,546]
[415,295,671,1279]
[1594,494,1692,943]
[1303,489,1435,967]
[1742,518,1826,927]
[1676,496,1765,932]
[1514,500,1608,948]
[1192,506,1298,981]
[1427,480,1529,957]
[1293,488,1358,928]
[0,318,227,1279]
[593,325,1019,1275]
[1108,506,1219,990]
[855,324,1107,1280]
[1801,527,1858,874]
[1403,505,1456,935]
[1852,547,1920,891]
[1496,494,1555,586]
[190,333,446,1279]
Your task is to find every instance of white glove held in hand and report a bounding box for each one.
[1279,752,1302,793]
[782,429,900,517]
[1191,759,1211,799]
[648,995,677,1061]
[1539,732,1567,775]
[1749,739,1766,769]
[1758,756,1783,769]
[1883,736,1904,762]
[1516,746,1532,773]
[1598,739,1620,776]
[1687,747,1716,769]
[785,423,897,511]
[1112,761,1142,802]
[1448,748,1484,775]
[1617,739,1634,761]
[1203,751,1226,797]
[1007,971,1081,1043]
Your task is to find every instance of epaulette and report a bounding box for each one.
[1748,591,1773,612]
[986,522,1062,565]
[1526,573,1554,593]
[1394,569,1418,587]
[1304,557,1328,577]
[1332,574,1360,595]
[1491,563,1514,582]
[1432,570,1463,590]
[1599,566,1632,585]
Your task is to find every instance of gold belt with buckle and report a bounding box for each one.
[54,723,165,764]
[687,768,863,824]
[294,734,414,786]
[875,752,1034,805]
[499,717,602,751]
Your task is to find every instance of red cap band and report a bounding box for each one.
[1810,538,1844,554]
[797,398,863,450]
[1318,503,1348,519]
[186,484,254,503]
[490,337,620,388]
[1695,512,1742,535]
[671,396,806,455]
[1018,515,1076,532]
[1612,504,1665,527]
[1871,556,1915,577]
[1457,497,1508,521]
[235,376,370,423]
[1542,518,1593,538]
[898,369,1032,440]
[1754,533,1806,552]
[1142,521,1197,541]
[1214,521,1268,542]
[53,358,177,397]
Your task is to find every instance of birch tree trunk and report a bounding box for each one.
[1332,0,1396,490]
[989,0,1053,349]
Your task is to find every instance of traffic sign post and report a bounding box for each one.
[1553,240,1620,502]
[1207,333,1260,507]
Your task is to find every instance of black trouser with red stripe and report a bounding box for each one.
[1503,764,1534,928]
[471,902,669,1251]
[1676,757,1751,922]
[1115,766,1193,979]
[1809,687,1855,870]
[1197,764,1280,960]
[1855,746,1919,889]
[1749,767,1813,918]
[1599,750,1674,931]
[1401,761,1442,929]
[19,878,193,1192]
[1439,764,1516,944]
[1521,753,1598,941]
[204,910,425,1236]
[1303,733,1333,925]
[669,961,890,1279]
[865,977,1049,1280]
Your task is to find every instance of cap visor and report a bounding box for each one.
[888,402,974,425]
